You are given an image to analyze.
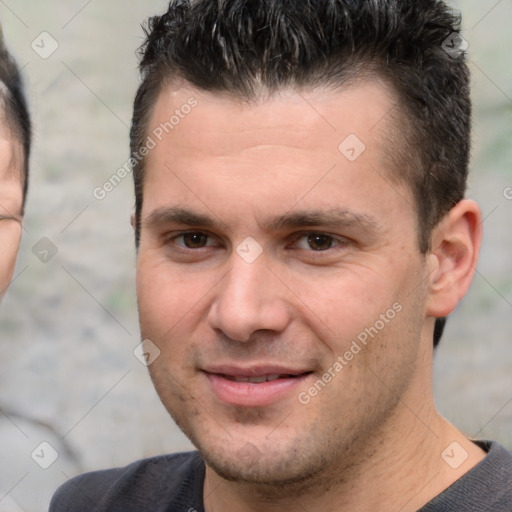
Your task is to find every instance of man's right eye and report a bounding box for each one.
[172,232,214,249]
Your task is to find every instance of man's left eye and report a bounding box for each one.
[293,233,341,251]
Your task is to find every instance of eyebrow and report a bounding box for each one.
[143,207,379,233]
[266,209,379,232]
[144,207,218,230]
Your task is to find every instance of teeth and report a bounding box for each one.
[248,376,267,383]
[230,374,286,383]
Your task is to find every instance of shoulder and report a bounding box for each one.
[421,441,512,511]
[49,451,205,512]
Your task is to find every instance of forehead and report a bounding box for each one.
[0,109,24,175]
[147,81,395,160]
[141,81,415,234]
[0,135,23,206]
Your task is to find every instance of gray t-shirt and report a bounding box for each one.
[50,441,512,511]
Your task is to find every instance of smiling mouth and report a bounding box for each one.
[204,370,314,406]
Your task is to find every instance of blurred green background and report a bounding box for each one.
[0,1,510,510]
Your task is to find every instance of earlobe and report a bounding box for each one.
[426,200,482,318]
[130,210,136,231]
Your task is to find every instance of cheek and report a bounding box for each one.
[290,265,399,338]
[0,224,21,298]
[136,257,212,342]
[302,261,423,363]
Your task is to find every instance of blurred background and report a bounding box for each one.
[0,1,510,510]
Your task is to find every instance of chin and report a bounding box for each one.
[206,453,312,485]
[197,431,329,488]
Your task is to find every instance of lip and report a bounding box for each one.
[202,365,313,407]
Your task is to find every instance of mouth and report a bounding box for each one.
[202,367,313,407]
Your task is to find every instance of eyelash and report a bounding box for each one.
[167,231,348,253]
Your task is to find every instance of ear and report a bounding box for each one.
[130,210,136,231]
[425,200,482,317]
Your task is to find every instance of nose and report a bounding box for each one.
[207,254,291,342]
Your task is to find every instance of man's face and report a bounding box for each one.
[0,133,23,301]
[136,82,432,484]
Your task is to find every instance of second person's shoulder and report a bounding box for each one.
[49,451,205,512]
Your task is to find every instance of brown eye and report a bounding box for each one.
[307,234,335,251]
[182,232,209,248]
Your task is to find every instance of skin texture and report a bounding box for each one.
[0,132,23,301]
[135,81,485,511]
